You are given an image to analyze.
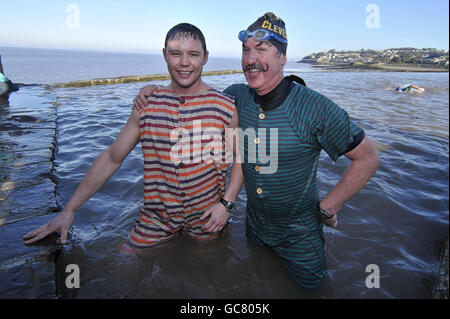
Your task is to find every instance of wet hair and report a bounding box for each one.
[164,23,207,55]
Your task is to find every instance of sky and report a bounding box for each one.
[0,0,448,59]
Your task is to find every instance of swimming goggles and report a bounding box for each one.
[238,29,287,45]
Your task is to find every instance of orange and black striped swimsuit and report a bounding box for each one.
[129,87,235,247]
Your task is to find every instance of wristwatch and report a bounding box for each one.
[318,203,334,220]
[219,198,234,213]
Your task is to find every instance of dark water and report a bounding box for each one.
[0,48,448,298]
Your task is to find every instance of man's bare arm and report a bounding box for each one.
[319,137,381,228]
[23,110,141,244]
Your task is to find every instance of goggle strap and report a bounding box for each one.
[239,29,287,44]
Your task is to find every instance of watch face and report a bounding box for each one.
[320,209,333,219]
[220,198,233,211]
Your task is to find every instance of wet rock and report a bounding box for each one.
[0,86,59,298]
[51,70,243,88]
[1,178,58,224]
[0,214,61,298]
[433,239,449,299]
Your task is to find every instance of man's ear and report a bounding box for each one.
[281,53,287,66]
[163,48,167,62]
[203,50,209,65]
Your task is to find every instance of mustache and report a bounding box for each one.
[243,63,269,72]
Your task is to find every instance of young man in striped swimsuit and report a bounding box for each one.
[133,13,380,289]
[23,24,242,249]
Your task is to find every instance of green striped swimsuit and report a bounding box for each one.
[224,82,364,288]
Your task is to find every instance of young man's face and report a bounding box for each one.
[241,37,287,96]
[163,35,208,94]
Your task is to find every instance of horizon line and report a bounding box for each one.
[1,44,449,60]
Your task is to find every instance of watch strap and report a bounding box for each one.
[318,202,334,220]
[219,198,234,213]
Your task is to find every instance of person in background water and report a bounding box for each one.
[23,23,243,250]
[134,13,380,290]
[396,84,425,92]
[0,55,19,97]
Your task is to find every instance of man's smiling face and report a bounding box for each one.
[164,35,208,94]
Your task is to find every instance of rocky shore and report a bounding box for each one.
[300,48,449,72]
[433,239,449,299]
[1,86,61,298]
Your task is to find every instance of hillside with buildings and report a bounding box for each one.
[300,48,449,71]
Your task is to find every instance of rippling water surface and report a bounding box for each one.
[40,69,447,299]
[2,62,448,298]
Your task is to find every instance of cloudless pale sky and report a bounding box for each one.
[1,0,448,59]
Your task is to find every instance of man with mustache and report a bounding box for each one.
[133,13,380,289]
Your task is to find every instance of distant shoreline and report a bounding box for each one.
[309,63,449,73]
[300,47,449,73]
